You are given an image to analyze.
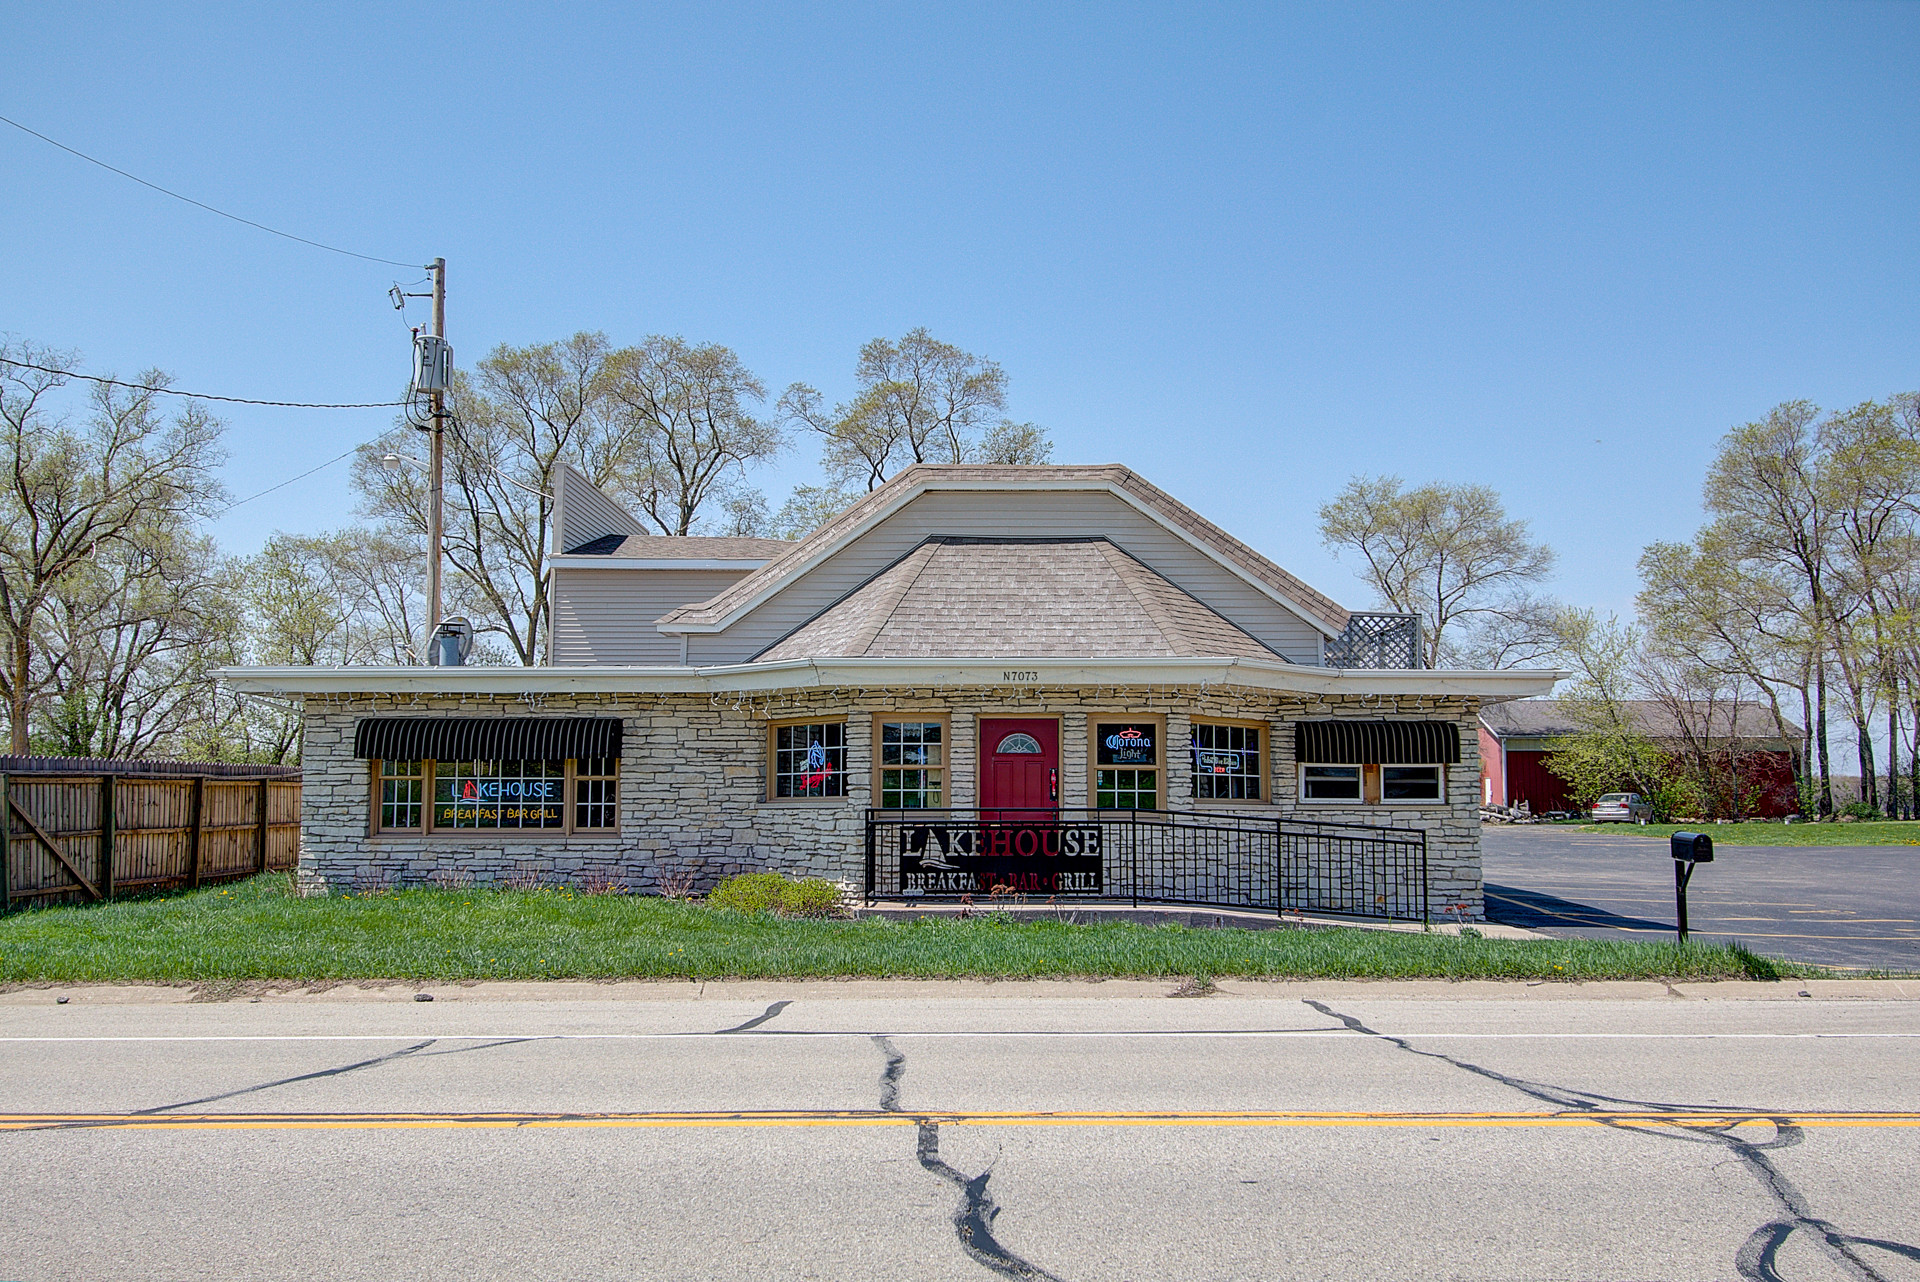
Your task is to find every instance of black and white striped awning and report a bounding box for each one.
[1293,720,1460,765]
[352,717,622,762]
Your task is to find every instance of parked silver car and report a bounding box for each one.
[1590,792,1653,823]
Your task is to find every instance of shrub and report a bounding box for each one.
[708,872,844,918]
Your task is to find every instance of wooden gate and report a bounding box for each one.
[0,758,300,909]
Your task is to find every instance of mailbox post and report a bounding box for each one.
[1671,831,1714,944]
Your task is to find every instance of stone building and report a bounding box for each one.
[223,464,1558,917]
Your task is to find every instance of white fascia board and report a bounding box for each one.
[216,660,1566,700]
[655,480,942,634]
[657,476,1348,638]
[548,555,771,571]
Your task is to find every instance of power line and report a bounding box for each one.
[217,431,402,515]
[0,357,406,409]
[0,113,422,269]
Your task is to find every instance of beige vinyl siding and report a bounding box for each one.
[550,567,753,666]
[553,462,648,555]
[684,489,1329,665]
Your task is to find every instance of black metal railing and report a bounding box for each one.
[864,807,1429,923]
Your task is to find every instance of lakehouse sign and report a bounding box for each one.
[435,775,563,827]
[898,820,1104,894]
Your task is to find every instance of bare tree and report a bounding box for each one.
[354,334,627,665]
[0,345,226,753]
[1317,475,1556,668]
[603,336,783,535]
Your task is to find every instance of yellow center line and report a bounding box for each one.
[4,1110,1917,1132]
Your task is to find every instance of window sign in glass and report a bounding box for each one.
[1094,721,1158,809]
[434,760,565,829]
[1190,723,1261,800]
[775,722,846,798]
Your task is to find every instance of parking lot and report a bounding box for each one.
[1482,826,1920,971]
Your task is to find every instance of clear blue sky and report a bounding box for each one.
[5,3,1917,620]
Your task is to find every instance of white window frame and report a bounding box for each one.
[1380,764,1445,805]
[1298,763,1362,804]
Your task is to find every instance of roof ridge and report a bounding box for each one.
[847,541,940,657]
[1094,540,1192,655]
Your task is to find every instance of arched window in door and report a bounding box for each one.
[995,733,1042,755]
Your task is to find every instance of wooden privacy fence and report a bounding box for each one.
[0,757,301,909]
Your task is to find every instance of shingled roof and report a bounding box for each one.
[754,537,1283,662]
[1481,700,1804,742]
[659,464,1352,636]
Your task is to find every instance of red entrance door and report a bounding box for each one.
[979,718,1059,818]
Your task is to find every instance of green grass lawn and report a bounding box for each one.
[0,874,1840,984]
[1569,820,1920,846]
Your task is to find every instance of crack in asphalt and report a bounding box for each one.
[873,1036,1065,1281]
[1303,1000,1920,1281]
[715,1000,791,1034]
[873,1034,906,1113]
[132,1040,442,1114]
[131,1036,543,1115]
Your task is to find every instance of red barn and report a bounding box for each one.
[1478,700,1803,818]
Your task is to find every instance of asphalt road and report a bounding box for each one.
[1483,826,1920,972]
[3,981,1917,1282]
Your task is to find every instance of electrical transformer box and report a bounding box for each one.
[412,334,453,392]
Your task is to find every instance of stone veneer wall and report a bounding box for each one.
[297,686,1486,916]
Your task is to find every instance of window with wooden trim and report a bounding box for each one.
[1190,722,1262,800]
[371,759,618,834]
[574,757,621,829]
[1092,719,1161,810]
[876,719,944,809]
[435,759,566,830]
[380,759,425,830]
[771,721,846,799]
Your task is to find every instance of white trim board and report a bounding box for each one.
[218,657,1564,699]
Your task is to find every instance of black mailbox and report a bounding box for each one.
[1671,831,1713,862]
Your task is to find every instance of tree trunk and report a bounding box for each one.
[1856,717,1877,814]
[1890,704,1903,821]
[1798,684,1816,814]
[1815,662,1834,816]
[1909,697,1920,825]
[8,635,29,755]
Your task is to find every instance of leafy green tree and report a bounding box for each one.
[0,345,226,753]
[780,329,1051,491]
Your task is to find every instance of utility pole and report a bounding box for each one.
[427,257,447,659]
